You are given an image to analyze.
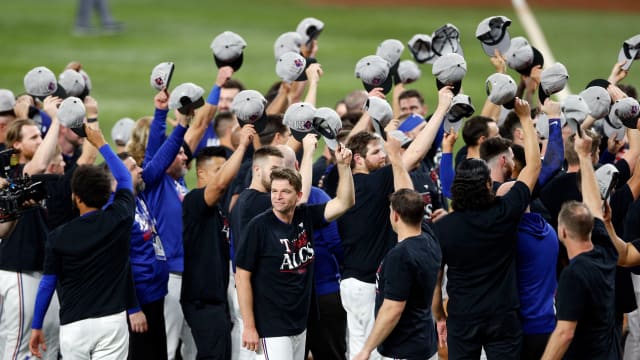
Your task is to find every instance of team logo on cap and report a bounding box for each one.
[294,58,304,68]
[48,82,56,92]
[303,120,312,129]
[154,77,164,87]
[372,78,381,85]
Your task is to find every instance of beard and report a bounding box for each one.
[135,181,146,194]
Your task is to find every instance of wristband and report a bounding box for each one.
[87,117,98,123]
[207,85,221,106]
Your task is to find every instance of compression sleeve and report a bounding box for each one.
[440,152,454,199]
[100,144,132,191]
[32,274,57,329]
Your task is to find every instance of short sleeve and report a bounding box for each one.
[591,219,617,262]
[235,217,261,272]
[382,248,412,301]
[183,189,208,220]
[370,165,395,197]
[501,181,531,218]
[556,266,587,321]
[304,203,328,230]
[631,239,640,253]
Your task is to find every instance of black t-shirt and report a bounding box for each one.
[0,206,48,271]
[556,219,619,360]
[337,165,396,283]
[37,170,78,231]
[410,161,444,224]
[235,203,326,338]
[181,188,229,304]
[229,188,272,265]
[44,189,138,325]
[434,180,530,318]
[539,171,581,229]
[375,233,441,359]
[231,160,253,197]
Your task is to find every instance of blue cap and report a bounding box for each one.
[398,113,425,132]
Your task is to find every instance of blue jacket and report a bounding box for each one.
[142,108,188,273]
[308,187,344,296]
[516,212,558,334]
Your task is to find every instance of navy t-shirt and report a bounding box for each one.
[556,219,619,360]
[235,203,326,338]
[375,233,441,359]
[338,165,396,283]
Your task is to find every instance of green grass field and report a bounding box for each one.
[1,0,638,186]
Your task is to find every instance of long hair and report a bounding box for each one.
[451,158,496,211]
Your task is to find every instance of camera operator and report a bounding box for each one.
[0,95,64,360]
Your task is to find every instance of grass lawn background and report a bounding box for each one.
[1,0,638,186]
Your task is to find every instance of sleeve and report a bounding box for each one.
[43,236,61,275]
[31,274,57,329]
[143,108,169,167]
[382,249,411,301]
[556,267,587,321]
[142,124,188,188]
[306,203,329,230]
[599,150,616,165]
[610,184,633,235]
[370,165,395,196]
[615,159,632,187]
[591,219,617,260]
[501,180,531,218]
[631,239,640,253]
[100,144,132,192]
[439,152,454,199]
[235,218,261,272]
[538,118,564,186]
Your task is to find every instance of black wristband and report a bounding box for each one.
[87,117,98,123]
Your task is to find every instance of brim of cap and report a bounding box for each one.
[306,28,323,46]
[603,116,626,140]
[586,78,611,90]
[619,47,638,71]
[480,35,511,57]
[444,116,464,133]
[214,52,243,72]
[363,75,393,95]
[290,128,311,142]
[296,57,317,82]
[436,79,462,96]
[177,97,205,115]
[538,85,548,105]
[70,124,87,138]
[621,113,640,129]
[370,118,387,141]
[389,61,401,86]
[324,137,339,151]
[503,98,516,110]
[516,47,544,76]
[565,116,582,136]
[238,111,268,134]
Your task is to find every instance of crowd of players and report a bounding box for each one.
[0,14,640,360]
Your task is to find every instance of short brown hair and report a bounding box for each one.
[558,201,594,239]
[480,137,513,163]
[5,118,37,149]
[390,189,424,225]
[346,131,379,168]
[270,167,302,192]
[252,145,284,164]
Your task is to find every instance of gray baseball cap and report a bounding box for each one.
[59,69,86,98]
[231,90,268,133]
[169,82,205,115]
[0,89,16,113]
[283,102,317,141]
[388,130,413,148]
[476,15,512,57]
[610,97,640,129]
[579,86,611,120]
[432,23,463,57]
[296,17,324,45]
[539,63,569,103]
[210,31,246,71]
[274,32,303,60]
[445,94,475,132]
[397,60,421,84]
[603,114,626,141]
[432,53,467,95]
[377,39,404,84]
[58,96,86,136]
[595,163,620,200]
[618,34,640,71]
[111,117,136,146]
[313,107,342,150]
[276,52,307,83]
[485,73,517,108]
[150,62,174,91]
[24,66,58,98]
[561,95,590,135]
[505,37,533,72]
[364,96,393,139]
[407,34,437,64]
[355,55,392,94]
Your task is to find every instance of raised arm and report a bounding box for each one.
[76,96,100,166]
[143,90,170,166]
[402,86,453,171]
[203,125,256,206]
[299,133,318,204]
[514,98,542,192]
[324,145,355,222]
[439,129,458,199]
[141,112,189,188]
[24,96,62,176]
[602,202,640,266]
[303,63,322,106]
[184,66,233,153]
[266,82,291,115]
[574,131,602,219]
[384,121,412,191]
[86,125,132,192]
